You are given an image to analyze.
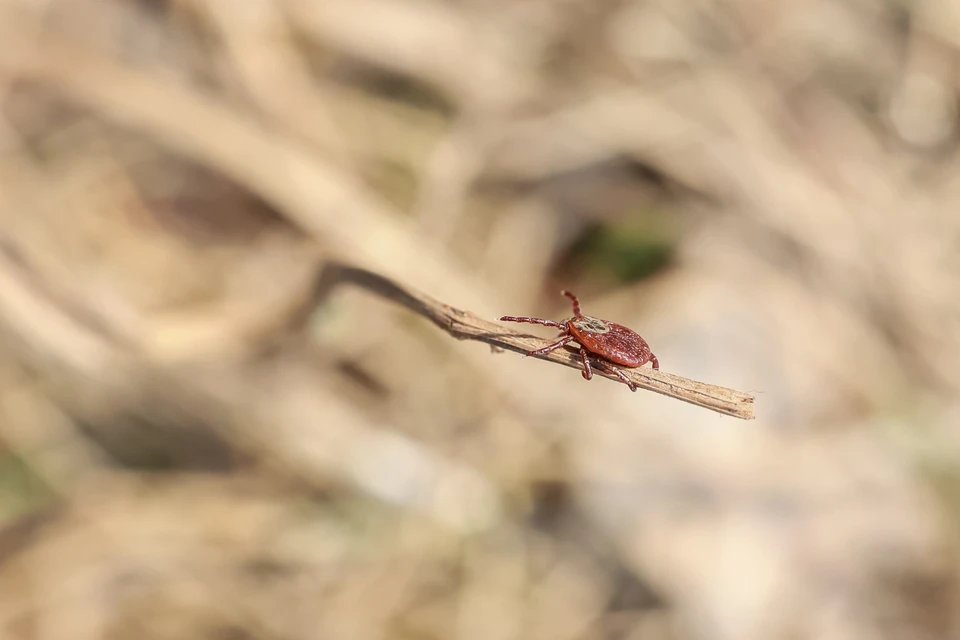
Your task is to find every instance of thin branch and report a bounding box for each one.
[314,263,756,420]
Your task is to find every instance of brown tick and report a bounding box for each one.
[499,290,658,392]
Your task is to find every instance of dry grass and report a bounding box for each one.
[0,1,959,639]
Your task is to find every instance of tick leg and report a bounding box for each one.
[579,347,593,380]
[560,290,582,316]
[650,354,659,370]
[499,316,566,330]
[596,361,638,392]
[526,335,574,357]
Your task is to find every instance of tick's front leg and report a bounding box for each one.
[579,347,593,380]
[526,335,574,358]
[596,361,638,392]
[499,316,566,330]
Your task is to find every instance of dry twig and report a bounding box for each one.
[315,263,756,420]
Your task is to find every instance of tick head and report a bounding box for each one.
[571,315,611,335]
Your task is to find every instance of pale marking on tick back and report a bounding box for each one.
[572,316,610,334]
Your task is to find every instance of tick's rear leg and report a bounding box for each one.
[579,347,593,381]
[596,360,638,392]
[525,335,574,358]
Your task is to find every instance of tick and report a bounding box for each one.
[499,290,658,392]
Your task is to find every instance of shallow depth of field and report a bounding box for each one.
[1,1,959,639]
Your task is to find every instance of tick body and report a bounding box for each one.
[499,291,658,392]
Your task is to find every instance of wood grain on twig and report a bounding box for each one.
[315,263,756,420]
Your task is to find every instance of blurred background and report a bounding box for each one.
[0,0,959,638]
